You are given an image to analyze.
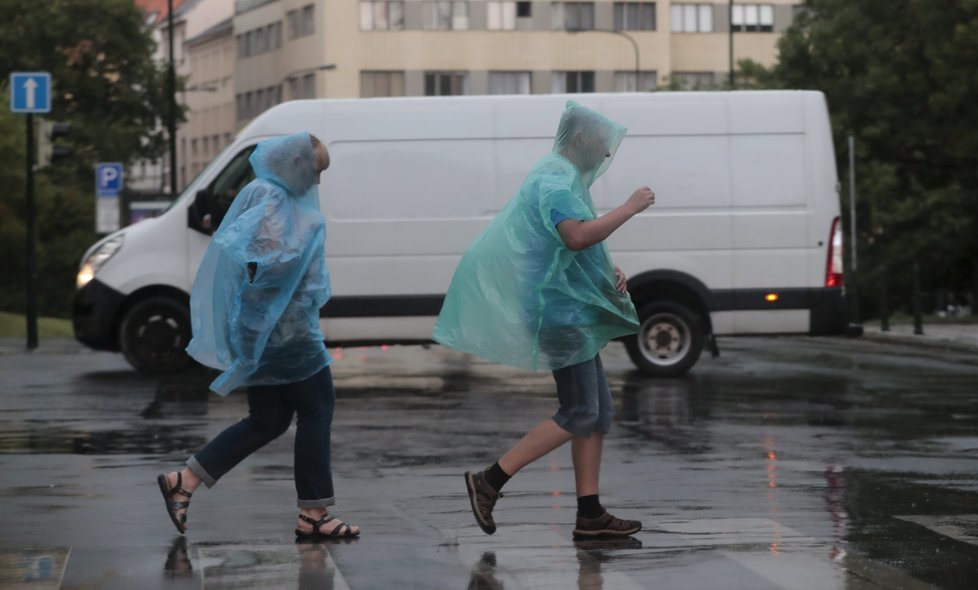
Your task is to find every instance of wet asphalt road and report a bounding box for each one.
[1,336,977,589]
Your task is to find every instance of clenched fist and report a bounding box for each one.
[626,186,655,215]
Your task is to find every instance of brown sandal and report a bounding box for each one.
[157,472,193,534]
[573,510,642,538]
[295,514,360,540]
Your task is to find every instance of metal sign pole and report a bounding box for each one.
[25,113,38,349]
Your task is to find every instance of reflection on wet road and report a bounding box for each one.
[0,336,976,588]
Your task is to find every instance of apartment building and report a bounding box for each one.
[181,18,237,187]
[231,0,800,126]
[133,0,235,193]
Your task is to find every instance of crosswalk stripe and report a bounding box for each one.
[444,524,646,590]
[196,543,350,590]
[654,517,941,590]
[894,514,978,547]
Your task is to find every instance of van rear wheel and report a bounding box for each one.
[625,301,704,377]
[119,297,192,374]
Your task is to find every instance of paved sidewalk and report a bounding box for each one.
[0,336,87,355]
[860,320,978,352]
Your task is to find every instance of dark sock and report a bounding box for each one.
[483,462,511,492]
[577,495,603,518]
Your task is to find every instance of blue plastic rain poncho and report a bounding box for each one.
[186,132,331,395]
[433,101,639,371]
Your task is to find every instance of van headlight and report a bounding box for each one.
[76,235,124,290]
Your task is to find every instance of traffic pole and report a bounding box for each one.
[25,113,38,349]
[912,262,924,335]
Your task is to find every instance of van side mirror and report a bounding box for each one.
[188,189,215,235]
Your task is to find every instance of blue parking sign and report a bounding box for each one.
[96,163,124,197]
[10,72,51,113]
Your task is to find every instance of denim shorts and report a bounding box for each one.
[551,354,612,437]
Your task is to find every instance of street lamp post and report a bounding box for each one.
[728,0,735,87]
[567,29,640,91]
[167,0,177,196]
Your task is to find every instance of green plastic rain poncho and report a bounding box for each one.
[433,101,639,371]
[186,132,331,395]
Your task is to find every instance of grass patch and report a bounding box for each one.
[0,311,74,338]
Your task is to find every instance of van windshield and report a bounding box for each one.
[208,146,258,225]
[164,142,244,213]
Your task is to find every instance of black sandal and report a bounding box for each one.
[157,472,193,534]
[295,513,360,540]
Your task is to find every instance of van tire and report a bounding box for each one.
[625,301,704,377]
[119,297,192,374]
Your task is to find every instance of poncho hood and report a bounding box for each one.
[249,132,320,207]
[553,100,627,187]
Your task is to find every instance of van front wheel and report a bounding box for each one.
[119,297,192,374]
[625,301,704,377]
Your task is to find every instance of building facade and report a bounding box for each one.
[181,18,237,188]
[230,0,800,127]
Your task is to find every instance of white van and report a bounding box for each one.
[72,91,848,377]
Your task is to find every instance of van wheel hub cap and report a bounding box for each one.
[639,313,691,365]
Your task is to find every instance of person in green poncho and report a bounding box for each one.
[433,101,655,538]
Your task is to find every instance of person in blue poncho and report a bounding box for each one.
[156,132,359,540]
[434,101,655,538]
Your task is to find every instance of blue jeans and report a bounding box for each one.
[187,366,336,508]
[551,354,612,437]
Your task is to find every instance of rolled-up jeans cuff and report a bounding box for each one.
[186,456,217,488]
[297,497,336,509]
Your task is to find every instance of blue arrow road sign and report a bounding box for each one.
[96,163,124,197]
[10,72,51,114]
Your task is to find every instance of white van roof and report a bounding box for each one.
[238,90,827,143]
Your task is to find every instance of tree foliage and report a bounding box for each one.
[0,0,180,317]
[738,0,978,313]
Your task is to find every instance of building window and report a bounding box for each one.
[552,2,595,31]
[552,71,595,93]
[425,72,469,95]
[732,4,774,32]
[271,22,282,49]
[670,4,712,32]
[361,71,406,97]
[614,2,656,30]
[614,70,657,91]
[424,1,469,31]
[489,71,532,94]
[288,74,316,99]
[360,1,405,30]
[488,1,533,29]
[487,1,516,30]
[287,4,315,38]
[670,71,715,89]
[239,22,284,57]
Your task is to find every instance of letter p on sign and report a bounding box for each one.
[96,162,123,197]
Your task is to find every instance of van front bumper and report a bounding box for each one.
[73,279,124,351]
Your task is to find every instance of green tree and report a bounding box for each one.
[0,0,182,317]
[738,0,978,315]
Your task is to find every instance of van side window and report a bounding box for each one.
[209,146,257,224]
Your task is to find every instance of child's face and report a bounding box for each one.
[576,131,611,169]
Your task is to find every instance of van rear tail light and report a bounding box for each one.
[825,217,843,287]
